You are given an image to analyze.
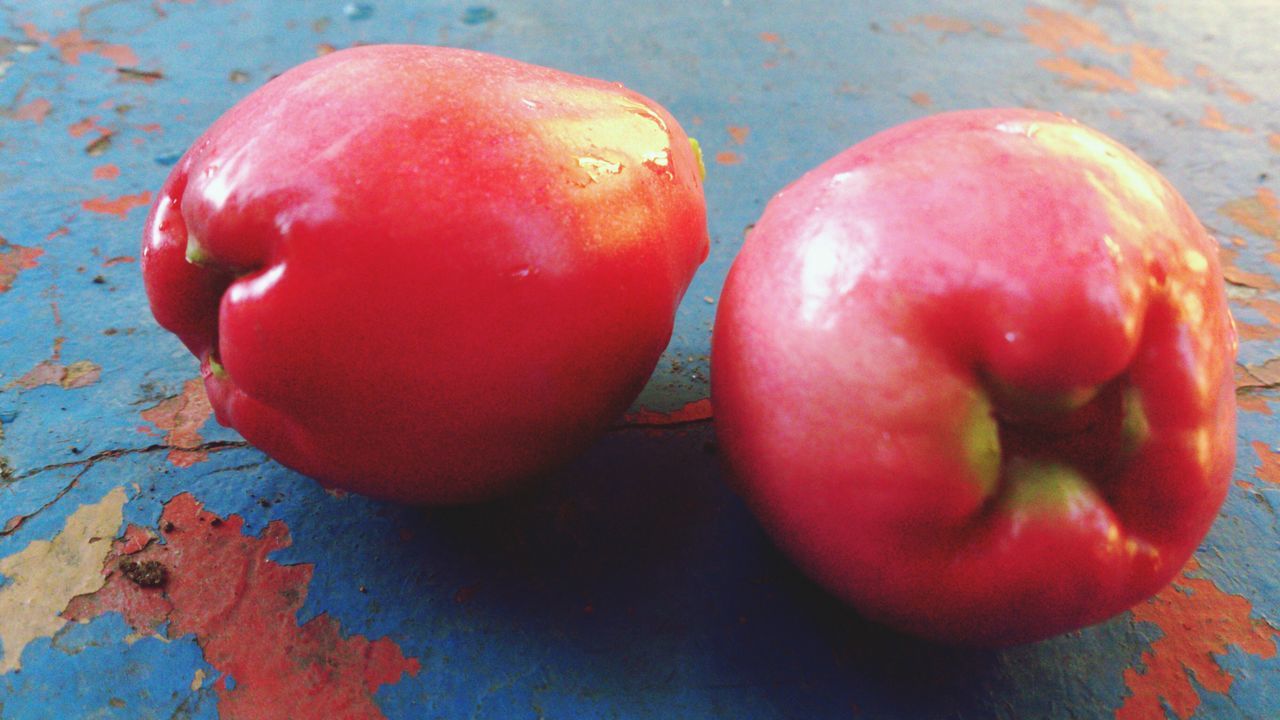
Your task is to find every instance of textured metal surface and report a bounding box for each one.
[1,1,1277,718]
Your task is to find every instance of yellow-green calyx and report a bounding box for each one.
[689,137,706,182]
[963,394,1001,496]
[1004,459,1094,513]
[1122,387,1151,453]
[208,356,229,379]
[186,233,211,266]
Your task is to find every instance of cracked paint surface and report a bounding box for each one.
[0,487,127,673]
[62,493,421,720]
[139,378,215,467]
[1,0,1277,717]
[1118,560,1279,720]
[6,338,101,392]
[0,237,42,293]
[81,191,153,219]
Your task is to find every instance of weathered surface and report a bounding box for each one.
[1,1,1277,718]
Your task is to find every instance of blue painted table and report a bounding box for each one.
[2,1,1278,718]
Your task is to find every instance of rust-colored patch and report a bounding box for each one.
[1219,247,1279,291]
[0,237,43,293]
[624,398,713,426]
[20,22,49,42]
[69,115,111,138]
[1037,56,1135,92]
[897,14,974,37]
[1234,321,1280,343]
[1251,440,1280,485]
[1194,64,1256,105]
[47,28,140,67]
[1017,8,1199,96]
[103,255,136,266]
[1219,188,1280,243]
[1239,297,1280,327]
[12,98,52,123]
[1128,44,1183,89]
[1270,133,1280,152]
[140,378,214,467]
[1021,5,1119,54]
[1200,105,1252,134]
[715,151,742,165]
[62,494,421,719]
[119,525,155,555]
[727,125,750,145]
[919,14,972,34]
[81,191,153,219]
[1117,559,1279,720]
[759,31,780,44]
[93,164,121,181]
[1237,394,1271,415]
[8,355,102,391]
[910,91,933,107]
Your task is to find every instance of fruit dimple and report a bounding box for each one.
[1002,459,1099,516]
[963,392,1001,497]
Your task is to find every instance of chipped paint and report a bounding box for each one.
[1237,393,1271,416]
[1128,44,1183,89]
[897,14,975,38]
[1021,5,1119,54]
[139,378,214,467]
[10,98,52,123]
[1194,64,1255,105]
[623,398,713,426]
[62,493,421,720]
[715,151,742,165]
[1219,189,1280,243]
[1200,105,1252,134]
[68,116,111,138]
[1117,559,1279,720]
[81,191,153,219]
[1219,247,1279,292]
[1,1,1277,715]
[1037,56,1135,92]
[9,359,102,390]
[22,24,140,67]
[1015,7,1236,98]
[0,487,127,673]
[1250,441,1280,485]
[7,337,102,391]
[92,164,121,180]
[0,237,43,293]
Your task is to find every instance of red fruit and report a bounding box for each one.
[143,45,708,503]
[712,109,1236,645]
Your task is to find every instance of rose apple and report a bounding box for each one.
[711,109,1236,645]
[142,45,708,503]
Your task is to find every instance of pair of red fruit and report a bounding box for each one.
[142,45,1237,646]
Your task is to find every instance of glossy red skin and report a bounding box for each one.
[711,109,1236,646]
[142,45,708,503]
